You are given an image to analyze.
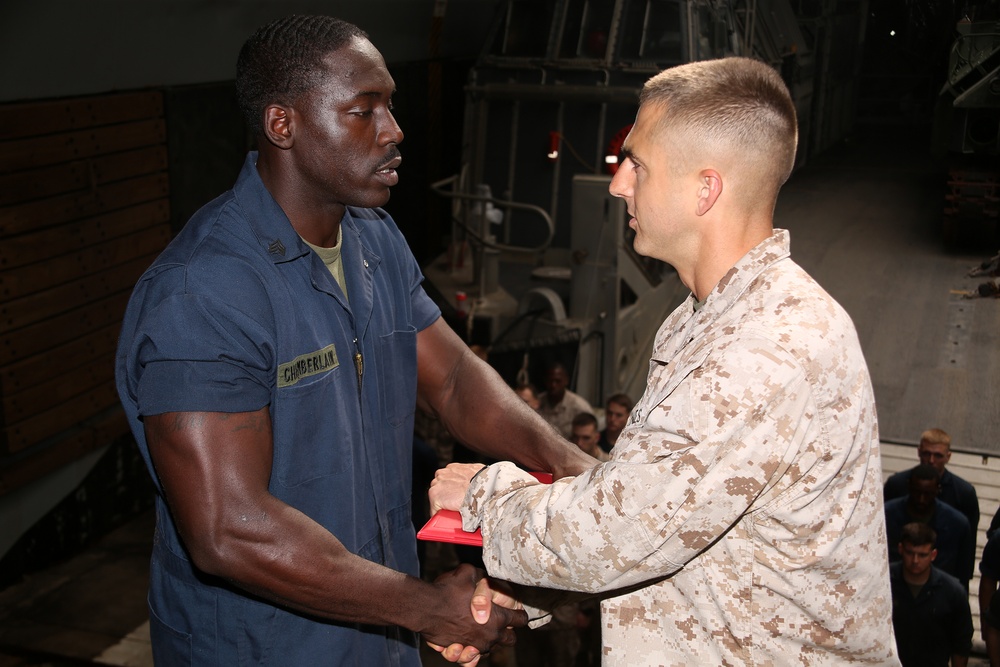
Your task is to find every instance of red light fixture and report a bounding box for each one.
[604,124,632,175]
[547,130,560,162]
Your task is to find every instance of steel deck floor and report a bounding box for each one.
[776,128,1000,454]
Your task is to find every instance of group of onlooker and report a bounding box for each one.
[885,427,1000,667]
[515,362,632,457]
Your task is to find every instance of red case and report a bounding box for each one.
[417,471,553,546]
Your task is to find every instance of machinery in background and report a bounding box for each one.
[934,11,1000,244]
[426,0,867,406]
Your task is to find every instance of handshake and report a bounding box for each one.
[424,564,525,666]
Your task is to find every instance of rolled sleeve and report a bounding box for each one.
[131,293,273,416]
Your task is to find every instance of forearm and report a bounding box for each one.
[193,497,433,629]
[979,577,995,618]
[980,579,994,643]
[187,496,526,650]
[463,461,682,593]
[987,626,1000,665]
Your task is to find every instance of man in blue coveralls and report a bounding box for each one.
[115,15,594,667]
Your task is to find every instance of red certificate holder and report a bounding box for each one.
[417,471,553,547]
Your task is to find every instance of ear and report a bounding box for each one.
[262,104,295,149]
[695,169,723,217]
[930,548,938,562]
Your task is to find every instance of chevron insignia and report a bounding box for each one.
[268,239,286,256]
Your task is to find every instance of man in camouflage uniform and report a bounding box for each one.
[431,57,900,665]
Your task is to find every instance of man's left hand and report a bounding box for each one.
[429,462,484,514]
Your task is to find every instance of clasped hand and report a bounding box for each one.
[426,564,524,666]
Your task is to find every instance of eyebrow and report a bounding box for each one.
[620,146,639,165]
[354,87,396,99]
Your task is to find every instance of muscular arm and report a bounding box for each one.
[416,318,595,479]
[144,408,524,649]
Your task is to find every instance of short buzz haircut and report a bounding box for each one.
[606,393,633,412]
[514,382,538,398]
[571,412,598,430]
[545,361,568,375]
[920,428,951,449]
[639,57,798,196]
[236,15,369,135]
[900,522,937,548]
[910,463,940,485]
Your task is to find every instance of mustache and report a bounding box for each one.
[376,147,402,171]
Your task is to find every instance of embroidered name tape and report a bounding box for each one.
[278,344,339,388]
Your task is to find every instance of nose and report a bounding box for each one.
[379,111,404,146]
[609,158,633,199]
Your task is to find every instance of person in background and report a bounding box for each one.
[986,504,1000,542]
[978,528,1000,666]
[598,393,632,453]
[890,522,972,667]
[569,412,610,462]
[536,362,594,439]
[884,429,979,550]
[514,383,541,411]
[884,464,974,590]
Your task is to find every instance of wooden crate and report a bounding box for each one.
[0,91,170,495]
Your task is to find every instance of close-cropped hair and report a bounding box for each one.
[571,412,598,430]
[236,15,369,135]
[545,361,568,375]
[900,521,937,548]
[514,382,538,398]
[911,463,940,484]
[920,427,951,448]
[606,392,633,412]
[640,57,798,190]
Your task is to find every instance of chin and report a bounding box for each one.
[349,190,392,211]
[632,240,653,259]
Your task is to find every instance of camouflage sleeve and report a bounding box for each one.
[461,335,818,593]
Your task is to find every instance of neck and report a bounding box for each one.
[684,216,772,302]
[256,147,345,247]
[907,505,934,522]
[902,568,931,587]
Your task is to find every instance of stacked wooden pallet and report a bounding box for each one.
[0,91,171,496]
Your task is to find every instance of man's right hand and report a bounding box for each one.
[422,564,526,665]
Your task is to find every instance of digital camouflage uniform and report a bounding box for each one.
[461,230,901,666]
